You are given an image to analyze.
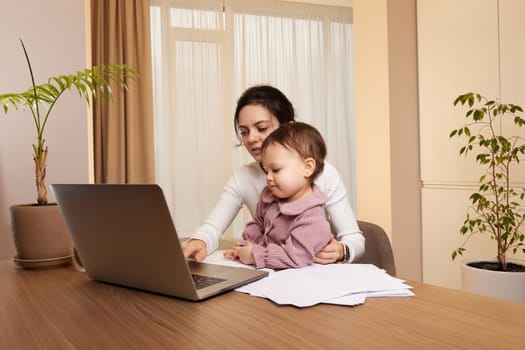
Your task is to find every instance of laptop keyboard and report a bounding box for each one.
[191,274,226,290]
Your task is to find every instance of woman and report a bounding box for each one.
[182,85,364,264]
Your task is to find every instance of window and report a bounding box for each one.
[150,0,355,240]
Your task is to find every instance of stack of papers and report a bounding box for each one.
[203,251,413,307]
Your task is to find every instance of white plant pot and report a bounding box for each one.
[461,257,525,304]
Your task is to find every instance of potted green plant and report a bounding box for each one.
[0,39,137,268]
[451,92,525,303]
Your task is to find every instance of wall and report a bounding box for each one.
[353,0,421,281]
[0,0,89,260]
[353,0,392,236]
[386,0,421,282]
[418,0,525,289]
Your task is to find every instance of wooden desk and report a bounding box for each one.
[1,260,524,349]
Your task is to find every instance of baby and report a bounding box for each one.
[224,122,332,269]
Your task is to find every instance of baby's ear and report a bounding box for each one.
[303,157,316,178]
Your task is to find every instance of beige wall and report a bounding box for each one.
[386,0,421,282]
[354,0,392,234]
[418,0,525,290]
[353,0,421,281]
[0,0,89,259]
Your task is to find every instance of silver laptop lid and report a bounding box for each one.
[53,184,202,299]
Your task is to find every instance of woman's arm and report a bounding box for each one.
[184,163,265,258]
[189,188,243,254]
[314,162,365,263]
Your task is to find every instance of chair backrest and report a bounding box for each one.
[355,220,396,276]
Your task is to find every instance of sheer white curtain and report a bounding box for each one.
[150,0,355,240]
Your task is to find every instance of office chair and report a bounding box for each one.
[355,220,396,276]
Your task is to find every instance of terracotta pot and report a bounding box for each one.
[10,203,73,269]
[461,257,525,304]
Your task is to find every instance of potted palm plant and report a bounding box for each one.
[0,39,137,268]
[451,92,525,303]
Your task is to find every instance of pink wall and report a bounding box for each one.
[0,0,89,259]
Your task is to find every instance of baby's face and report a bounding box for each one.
[262,143,312,202]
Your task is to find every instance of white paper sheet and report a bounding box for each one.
[203,250,413,307]
[325,288,415,306]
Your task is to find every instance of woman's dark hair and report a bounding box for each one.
[261,122,326,181]
[233,85,295,142]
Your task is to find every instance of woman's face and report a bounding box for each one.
[237,104,280,162]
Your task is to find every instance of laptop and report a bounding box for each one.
[51,184,268,301]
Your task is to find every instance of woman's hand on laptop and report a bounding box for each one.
[181,239,208,262]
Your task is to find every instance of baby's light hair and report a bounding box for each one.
[261,122,326,180]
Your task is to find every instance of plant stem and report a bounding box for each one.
[20,39,48,205]
[34,147,48,205]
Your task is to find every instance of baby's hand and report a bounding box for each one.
[235,241,255,265]
[223,249,238,260]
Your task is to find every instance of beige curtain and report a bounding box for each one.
[91,0,155,183]
[150,1,354,237]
